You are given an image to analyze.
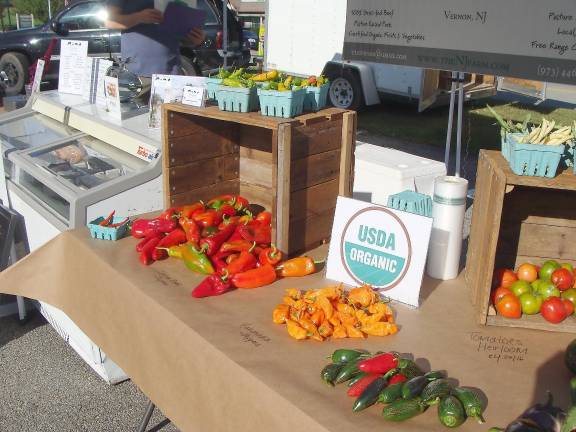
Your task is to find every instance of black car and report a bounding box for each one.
[0,0,250,95]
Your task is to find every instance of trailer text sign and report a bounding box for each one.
[343,0,576,84]
[326,197,432,307]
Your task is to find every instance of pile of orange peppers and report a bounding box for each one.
[272,285,398,341]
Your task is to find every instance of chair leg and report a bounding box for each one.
[136,399,155,432]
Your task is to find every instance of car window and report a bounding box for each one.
[198,0,218,25]
[59,2,107,31]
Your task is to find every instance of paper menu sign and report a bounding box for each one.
[148,74,206,128]
[58,40,88,95]
[82,58,113,107]
[326,196,432,307]
[155,0,197,13]
[30,59,45,94]
[182,85,206,107]
[104,76,122,119]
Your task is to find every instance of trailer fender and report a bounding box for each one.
[323,61,380,106]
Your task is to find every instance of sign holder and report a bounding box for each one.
[444,71,465,177]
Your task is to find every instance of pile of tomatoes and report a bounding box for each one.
[492,260,576,324]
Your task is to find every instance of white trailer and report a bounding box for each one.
[265,0,496,111]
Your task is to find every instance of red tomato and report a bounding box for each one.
[491,286,514,306]
[517,263,538,283]
[496,294,522,319]
[541,297,568,324]
[493,268,518,289]
[552,268,574,291]
[564,299,575,316]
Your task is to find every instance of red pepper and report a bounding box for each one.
[131,218,177,238]
[238,214,253,224]
[347,374,382,397]
[258,244,282,266]
[159,207,178,221]
[226,253,239,264]
[388,374,407,385]
[177,202,204,219]
[99,210,115,226]
[139,236,162,266]
[152,228,187,261]
[255,211,272,226]
[219,240,256,253]
[191,273,232,298]
[210,251,232,273]
[226,250,257,274]
[199,224,235,256]
[108,217,129,228]
[358,353,398,374]
[179,216,200,244]
[218,215,240,230]
[231,264,277,289]
[135,232,162,253]
[202,226,219,237]
[193,210,222,228]
[207,194,236,208]
[218,204,237,218]
[233,195,249,210]
[237,222,271,244]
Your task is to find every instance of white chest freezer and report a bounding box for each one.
[2,91,164,384]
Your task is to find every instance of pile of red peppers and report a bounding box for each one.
[130,194,320,298]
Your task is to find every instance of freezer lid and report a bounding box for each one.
[24,135,148,192]
[0,113,81,154]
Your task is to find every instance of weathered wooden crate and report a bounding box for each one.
[466,150,576,333]
[162,104,356,256]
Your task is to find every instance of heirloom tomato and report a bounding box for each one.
[539,260,561,281]
[541,297,567,324]
[491,287,513,306]
[551,268,574,291]
[493,268,517,289]
[496,294,522,319]
[517,263,538,283]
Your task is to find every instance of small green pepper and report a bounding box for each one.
[182,244,214,275]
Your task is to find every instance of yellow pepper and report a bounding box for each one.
[298,318,322,342]
[348,285,378,307]
[332,325,347,339]
[285,288,301,300]
[337,303,355,316]
[361,322,398,336]
[318,320,333,338]
[272,304,290,324]
[315,296,334,320]
[310,309,325,327]
[285,319,307,340]
[346,325,366,338]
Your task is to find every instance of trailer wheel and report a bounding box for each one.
[328,69,364,110]
[0,52,29,96]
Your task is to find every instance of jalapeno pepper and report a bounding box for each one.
[181,244,214,274]
[178,216,200,244]
[226,250,257,275]
[258,244,282,266]
[231,264,277,289]
[191,273,232,298]
[277,256,320,277]
[199,224,236,256]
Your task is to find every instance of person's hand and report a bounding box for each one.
[186,28,205,46]
[136,8,163,25]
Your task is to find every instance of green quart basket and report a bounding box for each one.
[501,132,524,162]
[206,77,222,100]
[508,135,565,178]
[387,190,432,217]
[303,83,330,112]
[258,88,305,118]
[216,86,259,113]
[87,216,129,241]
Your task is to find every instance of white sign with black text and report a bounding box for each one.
[182,85,206,107]
[326,196,432,307]
[30,59,45,94]
[104,76,122,120]
[58,40,88,95]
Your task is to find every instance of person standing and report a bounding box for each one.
[105,1,205,78]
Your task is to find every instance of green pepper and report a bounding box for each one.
[321,363,343,386]
[329,349,369,364]
[216,68,231,79]
[229,68,245,78]
[222,78,243,87]
[182,244,214,275]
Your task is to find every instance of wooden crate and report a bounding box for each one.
[466,150,576,333]
[162,104,356,256]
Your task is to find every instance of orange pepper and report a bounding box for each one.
[339,313,357,326]
[361,322,396,336]
[318,320,333,338]
[285,288,301,300]
[298,318,322,341]
[328,313,341,327]
[332,325,347,338]
[272,304,290,324]
[310,309,325,327]
[315,285,342,300]
[315,296,334,320]
[348,285,378,307]
[337,303,355,316]
[282,296,297,307]
[277,256,318,277]
[346,325,366,338]
[285,319,307,340]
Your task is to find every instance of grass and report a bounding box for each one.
[358,94,575,153]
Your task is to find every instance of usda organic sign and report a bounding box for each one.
[327,197,432,307]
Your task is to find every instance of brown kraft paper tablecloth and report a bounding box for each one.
[0,229,574,431]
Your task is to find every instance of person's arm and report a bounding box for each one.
[105,5,163,30]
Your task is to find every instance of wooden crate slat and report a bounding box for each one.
[276,123,292,254]
[239,182,273,212]
[168,179,240,207]
[239,154,273,189]
[288,208,335,254]
[167,133,237,167]
[239,126,274,154]
[290,149,341,192]
[291,120,343,160]
[290,179,339,222]
[168,154,239,195]
[487,314,576,334]
[339,112,356,197]
[499,222,576,261]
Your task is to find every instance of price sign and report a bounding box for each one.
[182,85,206,107]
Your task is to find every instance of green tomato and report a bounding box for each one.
[510,280,532,297]
[561,288,576,306]
[561,263,575,273]
[539,260,561,280]
[519,292,543,315]
[531,279,544,291]
[537,281,561,299]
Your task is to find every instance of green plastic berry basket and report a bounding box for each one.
[257,88,306,118]
[87,216,129,241]
[216,86,259,113]
[387,190,432,217]
[303,83,330,112]
[507,135,565,178]
[206,77,222,100]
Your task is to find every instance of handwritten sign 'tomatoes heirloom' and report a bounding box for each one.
[326,197,432,307]
[343,0,576,85]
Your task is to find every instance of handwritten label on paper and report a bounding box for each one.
[469,332,528,364]
[153,270,183,288]
[240,323,271,347]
